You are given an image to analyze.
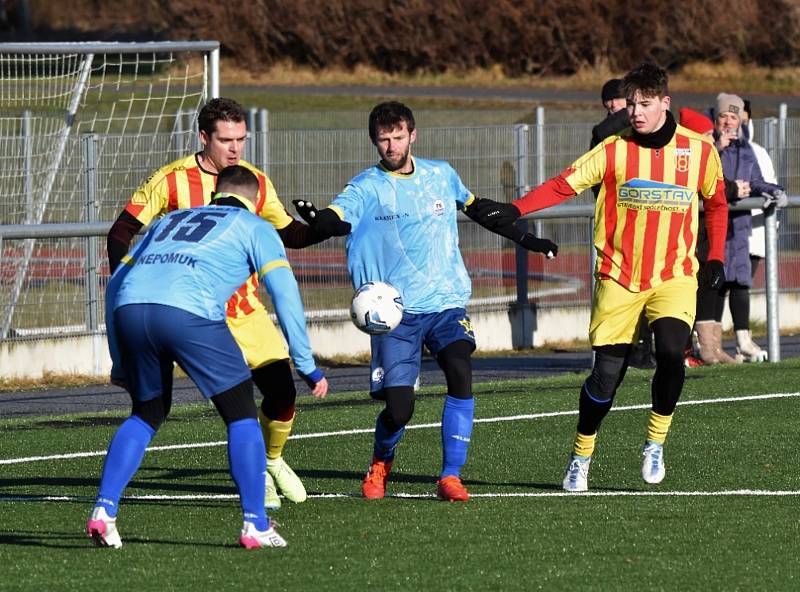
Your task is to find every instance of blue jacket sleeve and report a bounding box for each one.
[260,264,321,381]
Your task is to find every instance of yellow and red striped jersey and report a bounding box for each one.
[515,124,727,292]
[123,153,294,318]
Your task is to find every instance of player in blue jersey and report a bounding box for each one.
[89,166,327,549]
[293,101,557,501]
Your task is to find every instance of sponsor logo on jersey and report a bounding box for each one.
[618,178,695,212]
[371,367,385,384]
[433,200,445,216]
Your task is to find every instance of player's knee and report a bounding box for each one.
[253,360,297,421]
[211,379,257,425]
[131,396,167,431]
[383,386,416,428]
[437,340,473,397]
[585,345,629,402]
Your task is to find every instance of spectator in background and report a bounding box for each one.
[590,78,629,149]
[740,99,780,361]
[591,79,654,369]
[694,93,786,364]
[678,108,717,367]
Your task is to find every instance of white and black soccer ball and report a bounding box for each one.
[350,281,404,335]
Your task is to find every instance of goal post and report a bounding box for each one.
[0,41,219,339]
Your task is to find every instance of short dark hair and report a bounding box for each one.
[368,101,416,143]
[622,63,669,99]
[743,99,752,118]
[601,79,624,103]
[198,98,247,137]
[216,165,259,196]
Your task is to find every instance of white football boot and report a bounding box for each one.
[562,454,591,492]
[86,506,122,549]
[239,520,287,549]
[641,441,666,484]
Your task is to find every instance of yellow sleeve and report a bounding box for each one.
[241,160,295,230]
[123,160,179,224]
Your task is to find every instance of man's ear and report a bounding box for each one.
[199,130,209,147]
[409,128,417,144]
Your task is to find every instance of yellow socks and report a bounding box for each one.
[645,410,673,444]
[258,409,294,460]
[572,431,596,458]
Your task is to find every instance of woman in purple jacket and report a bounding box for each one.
[694,93,785,363]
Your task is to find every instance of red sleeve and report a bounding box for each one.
[703,179,729,263]
[512,174,576,215]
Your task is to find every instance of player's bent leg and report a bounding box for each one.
[211,379,278,546]
[88,413,158,548]
[436,340,475,501]
[363,386,414,499]
[640,318,690,484]
[252,360,306,505]
[563,345,629,492]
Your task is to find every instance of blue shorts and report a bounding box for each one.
[369,307,476,392]
[114,304,251,402]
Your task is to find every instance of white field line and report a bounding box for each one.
[2,391,798,467]
[2,489,800,504]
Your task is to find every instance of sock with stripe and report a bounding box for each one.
[227,418,269,531]
[440,395,475,478]
[95,415,156,517]
[645,410,673,444]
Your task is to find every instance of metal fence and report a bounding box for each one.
[1,115,800,354]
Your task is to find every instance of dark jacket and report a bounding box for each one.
[589,109,630,197]
[698,135,782,285]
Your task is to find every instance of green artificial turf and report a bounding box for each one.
[1,360,799,591]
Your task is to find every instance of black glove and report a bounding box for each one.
[292,199,351,239]
[493,222,558,258]
[700,259,725,290]
[518,233,558,258]
[465,197,521,230]
[292,199,319,225]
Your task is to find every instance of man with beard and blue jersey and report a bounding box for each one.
[90,165,326,549]
[293,101,557,502]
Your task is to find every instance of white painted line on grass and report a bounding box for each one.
[2,391,798,466]
[2,489,800,504]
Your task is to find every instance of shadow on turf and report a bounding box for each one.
[0,529,237,548]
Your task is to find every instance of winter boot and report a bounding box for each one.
[735,329,768,362]
[713,322,742,364]
[695,321,719,365]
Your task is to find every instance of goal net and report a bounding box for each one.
[0,41,219,339]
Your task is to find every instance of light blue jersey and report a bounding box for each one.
[107,202,319,377]
[330,157,473,314]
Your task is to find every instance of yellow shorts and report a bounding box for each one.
[226,308,289,370]
[589,276,697,347]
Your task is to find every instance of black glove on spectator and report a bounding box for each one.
[465,197,521,230]
[701,259,725,290]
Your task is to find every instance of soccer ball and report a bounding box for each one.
[350,281,404,335]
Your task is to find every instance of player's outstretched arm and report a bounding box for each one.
[464,197,557,258]
[261,263,328,398]
[292,200,351,242]
[464,197,522,230]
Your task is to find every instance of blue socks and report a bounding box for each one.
[95,415,156,517]
[227,418,268,531]
[373,413,405,461]
[441,395,474,479]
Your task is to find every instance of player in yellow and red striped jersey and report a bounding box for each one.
[107,98,327,509]
[465,63,728,491]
